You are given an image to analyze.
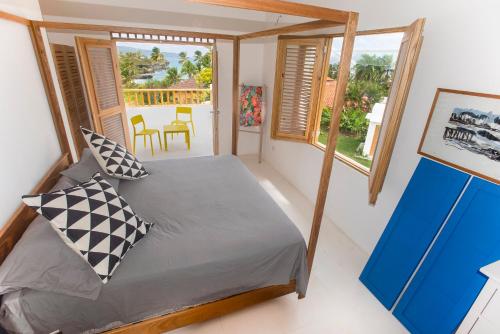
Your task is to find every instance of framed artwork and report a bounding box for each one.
[239,85,263,127]
[418,88,500,184]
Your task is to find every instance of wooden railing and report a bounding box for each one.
[123,88,211,106]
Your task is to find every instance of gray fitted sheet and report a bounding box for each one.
[0,155,308,334]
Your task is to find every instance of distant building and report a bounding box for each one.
[169,77,203,90]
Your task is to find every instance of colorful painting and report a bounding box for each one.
[240,85,263,127]
[419,89,500,184]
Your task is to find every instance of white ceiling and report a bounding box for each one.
[39,0,308,33]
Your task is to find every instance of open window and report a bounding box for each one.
[271,19,424,204]
[271,36,330,142]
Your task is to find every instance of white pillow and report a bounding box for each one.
[81,127,149,180]
[22,173,153,283]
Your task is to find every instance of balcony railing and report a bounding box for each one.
[123,88,211,106]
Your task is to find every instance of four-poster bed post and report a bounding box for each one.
[217,2,359,274]
[232,36,240,155]
[306,12,358,273]
[0,1,358,332]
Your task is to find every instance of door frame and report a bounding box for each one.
[211,44,220,155]
[91,37,220,156]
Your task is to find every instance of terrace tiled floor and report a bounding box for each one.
[126,103,214,161]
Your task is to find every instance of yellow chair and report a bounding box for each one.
[130,115,162,156]
[175,106,196,136]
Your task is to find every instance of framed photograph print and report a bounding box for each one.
[418,88,500,184]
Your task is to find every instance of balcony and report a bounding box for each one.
[124,88,213,161]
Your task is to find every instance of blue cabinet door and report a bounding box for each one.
[394,178,500,334]
[360,158,469,309]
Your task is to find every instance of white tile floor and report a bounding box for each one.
[168,155,408,334]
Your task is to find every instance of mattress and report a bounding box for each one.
[0,155,308,333]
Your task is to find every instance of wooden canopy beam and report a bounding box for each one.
[190,0,351,23]
[0,10,30,25]
[239,19,342,40]
[306,12,358,274]
[34,20,236,40]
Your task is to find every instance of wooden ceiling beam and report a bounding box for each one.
[189,0,351,23]
[34,20,236,40]
[239,20,342,40]
[0,10,30,25]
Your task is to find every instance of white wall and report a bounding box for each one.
[0,2,62,226]
[0,0,42,19]
[238,42,265,155]
[261,0,500,254]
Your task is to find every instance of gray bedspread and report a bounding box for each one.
[0,156,308,334]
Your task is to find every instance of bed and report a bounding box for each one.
[0,155,308,333]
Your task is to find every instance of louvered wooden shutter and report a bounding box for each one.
[271,38,326,141]
[369,19,425,204]
[76,37,131,149]
[51,44,92,158]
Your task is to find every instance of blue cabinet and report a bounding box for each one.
[360,158,469,309]
[394,177,500,334]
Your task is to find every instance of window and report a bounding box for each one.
[271,19,425,204]
[271,36,330,142]
[316,32,405,171]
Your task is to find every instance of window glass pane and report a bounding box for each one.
[319,32,404,170]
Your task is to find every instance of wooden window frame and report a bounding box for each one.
[311,27,408,177]
[271,23,424,192]
[271,36,330,142]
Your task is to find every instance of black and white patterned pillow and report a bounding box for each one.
[22,173,153,283]
[81,127,149,180]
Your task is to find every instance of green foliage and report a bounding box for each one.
[119,47,212,89]
[345,80,387,112]
[138,79,162,89]
[164,67,181,87]
[119,51,144,86]
[150,47,168,70]
[197,52,211,70]
[181,60,198,78]
[320,106,369,139]
[339,107,369,138]
[320,107,332,132]
[328,63,338,79]
[178,51,187,65]
[195,67,213,87]
[353,54,393,88]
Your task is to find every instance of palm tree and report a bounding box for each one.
[194,50,203,70]
[164,67,181,87]
[150,47,167,71]
[181,60,198,78]
[353,54,393,85]
[119,51,143,86]
[178,51,188,66]
[151,47,161,62]
[199,51,211,69]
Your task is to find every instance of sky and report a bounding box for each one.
[116,41,210,56]
[331,32,404,66]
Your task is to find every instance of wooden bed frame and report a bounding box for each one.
[0,2,358,333]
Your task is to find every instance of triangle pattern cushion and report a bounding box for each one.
[80,127,149,180]
[22,173,153,283]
